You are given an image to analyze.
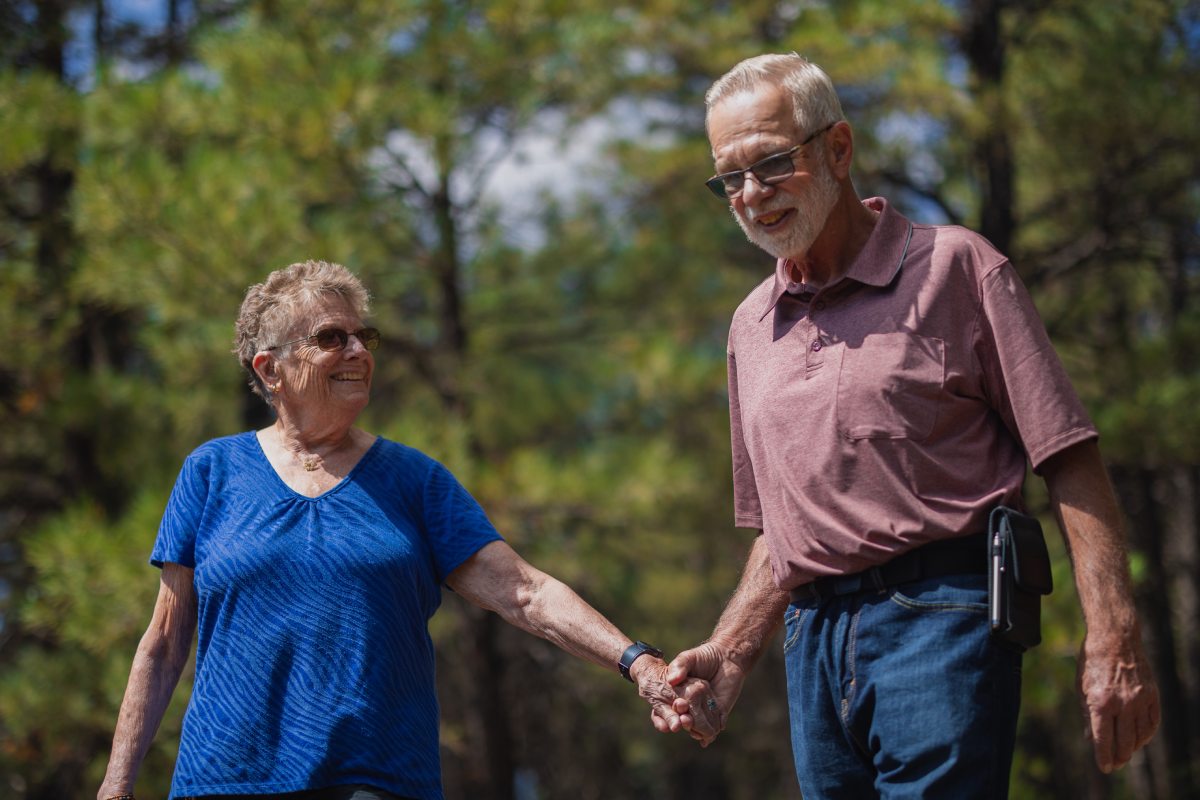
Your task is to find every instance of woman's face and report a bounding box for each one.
[270,295,375,422]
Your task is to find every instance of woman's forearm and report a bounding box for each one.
[508,571,633,670]
[448,541,721,737]
[451,542,631,671]
[99,638,190,793]
[99,565,196,798]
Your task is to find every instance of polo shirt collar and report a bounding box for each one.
[759,197,914,321]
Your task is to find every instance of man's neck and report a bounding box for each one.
[787,191,879,289]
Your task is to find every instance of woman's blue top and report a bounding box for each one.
[151,431,502,799]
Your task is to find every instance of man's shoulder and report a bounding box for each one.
[730,272,777,323]
[913,221,1008,275]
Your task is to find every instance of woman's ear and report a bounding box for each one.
[252,352,279,394]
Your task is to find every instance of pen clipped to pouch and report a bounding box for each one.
[988,506,1053,650]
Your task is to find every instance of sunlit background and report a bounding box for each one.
[2,1,1198,798]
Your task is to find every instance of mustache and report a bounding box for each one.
[742,200,793,222]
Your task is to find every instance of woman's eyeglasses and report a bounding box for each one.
[267,327,381,352]
[704,122,836,200]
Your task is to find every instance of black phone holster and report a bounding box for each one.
[988,506,1053,650]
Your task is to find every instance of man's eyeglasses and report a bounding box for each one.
[704,122,837,200]
[267,327,382,353]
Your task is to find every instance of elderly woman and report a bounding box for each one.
[97,260,717,800]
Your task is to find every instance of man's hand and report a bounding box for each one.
[1042,442,1162,772]
[1078,635,1160,772]
[649,535,786,748]
[631,656,722,746]
[656,642,748,747]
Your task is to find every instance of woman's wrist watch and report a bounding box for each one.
[618,640,663,682]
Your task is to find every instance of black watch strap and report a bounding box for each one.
[618,640,663,682]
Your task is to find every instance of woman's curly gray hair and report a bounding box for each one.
[234,260,371,402]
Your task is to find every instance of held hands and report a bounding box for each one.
[630,656,723,746]
[668,642,747,742]
[1077,634,1161,773]
[647,641,749,748]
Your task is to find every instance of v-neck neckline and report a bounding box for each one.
[252,430,381,501]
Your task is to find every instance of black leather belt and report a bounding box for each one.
[789,533,988,602]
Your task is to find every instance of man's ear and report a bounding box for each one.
[826,121,854,180]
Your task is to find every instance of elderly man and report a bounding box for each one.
[661,53,1160,798]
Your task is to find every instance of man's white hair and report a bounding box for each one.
[705,53,846,135]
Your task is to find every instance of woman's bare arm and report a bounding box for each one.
[97,563,198,799]
[446,540,721,741]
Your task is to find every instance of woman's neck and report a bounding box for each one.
[257,419,375,495]
[269,411,360,468]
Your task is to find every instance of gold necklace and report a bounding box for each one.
[301,455,320,471]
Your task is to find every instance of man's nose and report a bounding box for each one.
[739,173,776,206]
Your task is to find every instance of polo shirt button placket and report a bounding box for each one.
[806,335,825,375]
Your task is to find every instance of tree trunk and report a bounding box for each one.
[1110,465,1197,800]
[961,0,1015,255]
[429,150,515,799]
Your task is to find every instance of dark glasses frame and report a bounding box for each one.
[704,122,837,200]
[267,327,381,353]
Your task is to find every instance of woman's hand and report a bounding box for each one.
[631,655,723,746]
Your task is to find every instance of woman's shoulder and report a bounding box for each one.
[367,436,441,474]
[181,430,261,472]
[364,438,478,495]
[188,429,256,454]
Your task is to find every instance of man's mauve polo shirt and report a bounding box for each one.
[728,197,1097,589]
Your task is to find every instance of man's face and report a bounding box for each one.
[708,85,840,263]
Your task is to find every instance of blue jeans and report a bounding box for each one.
[182,786,413,800]
[783,573,1023,799]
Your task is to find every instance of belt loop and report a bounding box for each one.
[867,566,887,593]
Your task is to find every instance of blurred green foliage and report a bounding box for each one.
[1,1,1197,799]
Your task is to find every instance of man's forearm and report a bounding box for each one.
[1042,439,1160,771]
[1043,441,1140,641]
[708,534,790,669]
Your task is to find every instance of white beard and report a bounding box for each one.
[732,159,841,262]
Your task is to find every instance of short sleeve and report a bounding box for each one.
[729,349,764,529]
[150,449,211,568]
[976,262,1097,470]
[420,462,503,582]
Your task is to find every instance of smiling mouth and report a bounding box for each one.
[754,208,792,228]
[332,373,366,382]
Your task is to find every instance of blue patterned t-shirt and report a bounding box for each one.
[151,432,502,799]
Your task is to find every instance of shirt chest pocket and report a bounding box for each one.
[835,333,945,440]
